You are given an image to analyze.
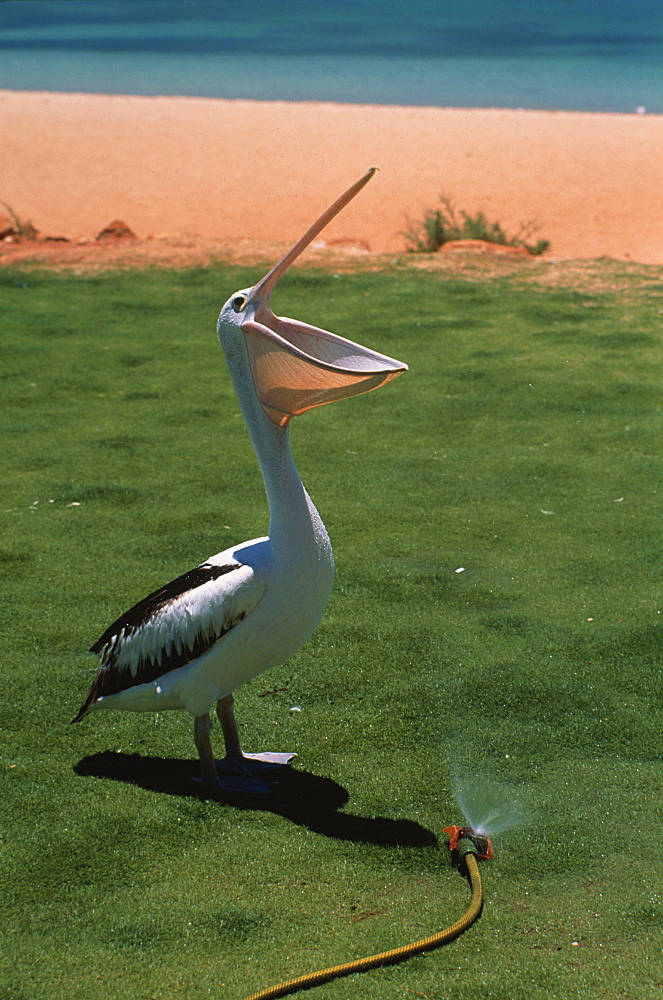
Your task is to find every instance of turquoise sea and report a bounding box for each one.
[0,0,661,113]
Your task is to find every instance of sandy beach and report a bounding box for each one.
[1,90,662,265]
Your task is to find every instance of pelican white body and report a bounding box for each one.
[74,169,406,786]
[89,497,334,720]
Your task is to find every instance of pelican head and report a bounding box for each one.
[217,169,407,427]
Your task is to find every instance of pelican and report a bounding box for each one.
[73,168,407,791]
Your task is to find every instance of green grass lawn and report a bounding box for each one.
[1,261,662,1000]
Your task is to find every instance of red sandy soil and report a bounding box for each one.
[1,91,662,270]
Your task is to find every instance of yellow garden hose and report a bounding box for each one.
[241,831,488,1000]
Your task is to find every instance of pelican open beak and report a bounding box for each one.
[242,168,408,426]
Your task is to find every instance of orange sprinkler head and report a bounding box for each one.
[444,825,494,860]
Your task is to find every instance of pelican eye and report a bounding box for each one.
[232,294,248,313]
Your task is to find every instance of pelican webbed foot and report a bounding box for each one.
[212,751,296,793]
[193,701,296,794]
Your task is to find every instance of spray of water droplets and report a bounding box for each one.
[452,772,527,837]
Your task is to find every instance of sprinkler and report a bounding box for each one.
[443,824,494,860]
[240,825,493,1000]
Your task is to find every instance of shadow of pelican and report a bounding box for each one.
[75,751,437,848]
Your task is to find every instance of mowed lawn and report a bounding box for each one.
[1,261,662,1000]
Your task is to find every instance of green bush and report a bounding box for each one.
[0,199,38,240]
[404,196,550,255]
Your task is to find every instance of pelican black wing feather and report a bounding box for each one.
[89,563,239,654]
[73,562,243,721]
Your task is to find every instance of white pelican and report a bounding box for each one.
[73,169,407,791]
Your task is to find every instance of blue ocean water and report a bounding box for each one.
[0,0,661,113]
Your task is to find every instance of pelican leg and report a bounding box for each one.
[213,694,296,791]
[193,713,219,787]
[216,694,244,761]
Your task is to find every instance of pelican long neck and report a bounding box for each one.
[228,349,329,557]
[253,409,312,546]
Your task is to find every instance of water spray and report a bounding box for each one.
[240,823,493,1000]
